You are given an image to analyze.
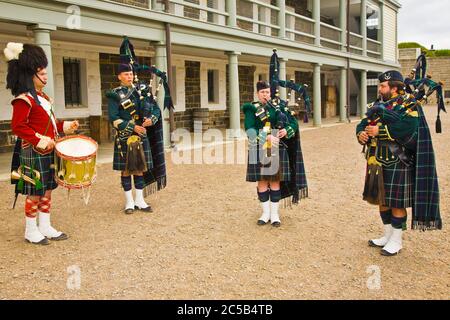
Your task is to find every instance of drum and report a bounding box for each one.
[54,135,98,189]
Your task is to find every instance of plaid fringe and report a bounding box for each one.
[412,219,443,231]
[281,187,308,209]
[143,175,167,197]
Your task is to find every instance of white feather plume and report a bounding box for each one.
[3,42,24,61]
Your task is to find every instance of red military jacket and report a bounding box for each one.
[11,92,71,151]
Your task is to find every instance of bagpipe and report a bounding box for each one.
[269,49,312,123]
[120,37,174,111]
[404,53,446,133]
[118,37,173,190]
[366,53,446,133]
[268,49,310,204]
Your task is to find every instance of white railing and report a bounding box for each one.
[101,0,384,60]
[285,10,315,44]
[367,37,382,57]
[320,22,341,49]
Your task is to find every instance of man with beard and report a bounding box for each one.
[356,70,442,256]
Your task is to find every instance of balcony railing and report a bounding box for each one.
[320,22,342,51]
[367,38,382,58]
[103,0,384,60]
[286,10,315,44]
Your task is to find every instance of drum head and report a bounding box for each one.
[55,136,97,158]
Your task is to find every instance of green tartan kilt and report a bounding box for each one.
[246,144,290,182]
[113,134,153,172]
[382,161,414,208]
[18,145,58,196]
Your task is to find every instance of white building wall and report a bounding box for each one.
[383,5,397,63]
[52,44,102,119]
[172,56,186,112]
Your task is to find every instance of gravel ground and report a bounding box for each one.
[0,106,448,300]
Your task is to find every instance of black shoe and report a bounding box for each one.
[124,208,134,214]
[135,205,153,212]
[271,221,281,227]
[48,233,69,241]
[26,238,50,245]
[368,240,384,248]
[257,219,267,225]
[380,249,400,256]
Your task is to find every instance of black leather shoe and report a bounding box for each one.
[380,249,399,256]
[48,233,69,241]
[135,205,153,212]
[26,238,50,245]
[124,208,134,214]
[257,219,267,225]
[271,221,281,227]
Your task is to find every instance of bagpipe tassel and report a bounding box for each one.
[435,115,442,133]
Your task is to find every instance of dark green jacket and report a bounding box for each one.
[356,95,419,165]
[106,84,161,135]
[242,99,298,143]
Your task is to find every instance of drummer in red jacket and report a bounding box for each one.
[4,42,79,245]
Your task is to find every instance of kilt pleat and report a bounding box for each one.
[382,161,414,208]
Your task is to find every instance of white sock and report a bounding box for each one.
[258,201,271,223]
[38,211,62,238]
[382,228,403,254]
[25,217,46,243]
[134,189,148,209]
[125,190,135,210]
[371,224,394,246]
[270,201,280,224]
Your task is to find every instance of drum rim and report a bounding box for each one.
[55,134,98,161]
[55,175,96,189]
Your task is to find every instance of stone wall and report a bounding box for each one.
[173,62,255,131]
[172,61,201,131]
[0,120,16,153]
[399,48,450,106]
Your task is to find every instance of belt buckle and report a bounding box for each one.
[121,99,134,110]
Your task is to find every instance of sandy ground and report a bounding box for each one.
[0,106,448,300]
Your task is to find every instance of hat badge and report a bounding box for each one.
[384,73,392,80]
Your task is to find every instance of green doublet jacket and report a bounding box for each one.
[242,99,298,143]
[106,84,161,137]
[356,94,419,166]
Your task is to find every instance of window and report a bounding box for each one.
[63,58,82,106]
[207,69,219,103]
[445,90,450,99]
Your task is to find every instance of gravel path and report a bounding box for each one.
[0,106,448,300]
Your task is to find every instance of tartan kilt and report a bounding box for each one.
[382,161,414,208]
[246,143,290,182]
[113,134,153,172]
[17,145,58,196]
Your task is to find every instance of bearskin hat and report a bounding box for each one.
[4,42,48,97]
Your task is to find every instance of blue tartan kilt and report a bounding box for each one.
[246,143,290,182]
[17,145,58,196]
[113,134,153,172]
[382,161,414,208]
